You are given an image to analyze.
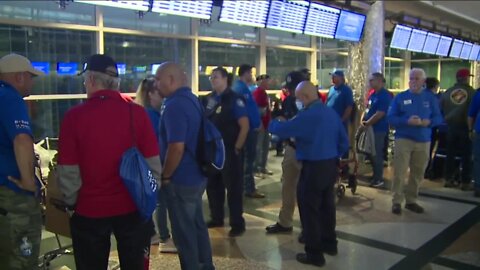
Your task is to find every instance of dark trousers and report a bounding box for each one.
[244,130,258,194]
[70,212,151,270]
[207,149,245,229]
[297,159,338,259]
[445,127,472,183]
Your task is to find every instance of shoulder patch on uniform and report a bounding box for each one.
[237,99,245,107]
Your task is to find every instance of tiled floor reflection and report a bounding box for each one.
[40,150,480,269]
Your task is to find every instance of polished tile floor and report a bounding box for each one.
[40,152,480,269]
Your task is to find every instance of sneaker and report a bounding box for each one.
[369,180,385,188]
[296,253,325,267]
[159,238,177,253]
[228,227,246,237]
[245,190,266,198]
[392,203,401,215]
[265,223,293,234]
[150,234,161,245]
[206,220,224,228]
[405,203,424,213]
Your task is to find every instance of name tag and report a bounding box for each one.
[403,99,412,105]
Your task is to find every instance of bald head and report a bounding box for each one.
[154,62,188,97]
[295,81,319,107]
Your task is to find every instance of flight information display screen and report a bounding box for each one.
[422,32,440,55]
[32,62,50,75]
[390,25,412,50]
[74,0,150,11]
[57,63,78,75]
[460,42,473,60]
[469,44,480,61]
[151,0,213,19]
[407,29,428,52]
[449,39,464,58]
[266,0,309,34]
[435,35,452,56]
[334,10,365,42]
[219,0,270,28]
[304,2,340,38]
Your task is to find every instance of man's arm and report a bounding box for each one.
[342,106,353,123]
[364,111,386,126]
[9,134,36,192]
[235,116,249,151]
[162,143,184,180]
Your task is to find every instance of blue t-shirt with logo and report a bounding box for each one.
[364,88,392,133]
[326,83,354,121]
[0,81,33,193]
[233,80,261,129]
[159,87,204,186]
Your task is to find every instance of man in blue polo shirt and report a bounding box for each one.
[0,53,44,269]
[233,64,263,198]
[270,81,348,267]
[326,70,354,127]
[361,73,392,188]
[156,62,214,270]
[468,88,480,197]
[388,68,443,215]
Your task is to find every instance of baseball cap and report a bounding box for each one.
[284,71,305,90]
[456,68,473,78]
[329,70,345,77]
[0,53,45,76]
[78,54,118,77]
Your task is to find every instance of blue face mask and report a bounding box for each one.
[295,100,304,110]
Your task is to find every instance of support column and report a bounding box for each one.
[258,28,267,75]
[473,62,479,89]
[307,37,317,84]
[95,6,104,54]
[191,19,199,93]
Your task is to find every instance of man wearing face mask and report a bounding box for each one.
[269,81,349,267]
[265,71,306,235]
[388,68,443,215]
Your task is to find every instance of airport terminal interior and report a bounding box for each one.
[0,0,479,269]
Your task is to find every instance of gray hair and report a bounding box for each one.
[410,68,426,80]
[86,70,120,90]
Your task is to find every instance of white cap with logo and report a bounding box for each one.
[0,53,45,76]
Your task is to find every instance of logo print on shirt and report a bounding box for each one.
[450,88,468,105]
[237,99,245,108]
[14,120,30,130]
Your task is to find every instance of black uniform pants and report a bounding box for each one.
[206,149,245,229]
[445,127,472,183]
[297,159,338,259]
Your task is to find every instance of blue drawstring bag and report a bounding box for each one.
[120,104,158,221]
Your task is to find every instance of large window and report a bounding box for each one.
[440,60,470,89]
[317,52,347,90]
[104,33,192,93]
[385,60,404,90]
[267,48,308,90]
[411,61,439,78]
[198,41,258,91]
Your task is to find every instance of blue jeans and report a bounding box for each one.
[255,128,270,172]
[165,182,214,270]
[372,132,387,183]
[244,130,258,194]
[156,187,170,241]
[474,134,480,190]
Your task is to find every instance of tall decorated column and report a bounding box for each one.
[475,62,480,89]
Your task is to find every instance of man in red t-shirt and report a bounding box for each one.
[57,54,162,270]
[253,74,273,181]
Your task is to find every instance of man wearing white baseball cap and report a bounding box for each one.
[0,53,44,269]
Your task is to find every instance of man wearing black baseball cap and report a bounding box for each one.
[58,54,162,269]
[266,71,307,235]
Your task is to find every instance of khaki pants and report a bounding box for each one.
[278,145,302,228]
[392,139,430,205]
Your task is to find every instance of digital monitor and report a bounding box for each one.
[334,10,366,42]
[449,39,464,58]
[266,0,309,34]
[219,0,269,28]
[74,0,150,11]
[470,44,480,61]
[151,0,213,19]
[151,64,161,74]
[422,32,440,55]
[57,62,78,75]
[31,62,50,75]
[436,35,452,56]
[460,42,473,60]
[304,2,340,39]
[407,29,428,53]
[133,65,147,73]
[390,25,412,50]
[117,63,126,75]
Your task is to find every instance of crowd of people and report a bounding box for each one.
[0,52,479,269]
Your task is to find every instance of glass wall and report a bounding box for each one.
[440,60,471,89]
[104,33,192,93]
[266,48,308,90]
[411,61,438,79]
[385,60,404,90]
[198,41,258,91]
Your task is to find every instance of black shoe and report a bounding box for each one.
[206,220,224,228]
[296,253,325,267]
[265,223,293,234]
[322,246,338,256]
[405,203,424,213]
[228,227,245,237]
[298,232,305,244]
[392,203,401,215]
